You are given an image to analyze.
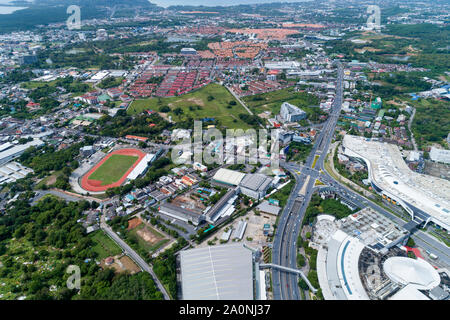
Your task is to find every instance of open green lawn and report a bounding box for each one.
[89,230,122,259]
[242,87,321,119]
[88,154,138,185]
[127,83,252,129]
[270,180,295,208]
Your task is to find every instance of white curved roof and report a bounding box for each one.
[213,168,245,186]
[342,135,450,230]
[383,257,440,290]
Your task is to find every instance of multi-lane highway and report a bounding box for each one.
[272,62,344,300]
[272,60,449,300]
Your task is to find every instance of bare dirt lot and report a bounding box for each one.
[100,254,141,274]
[137,226,164,244]
[258,111,271,119]
[127,217,143,230]
[45,175,57,186]
[119,255,141,274]
[172,192,206,211]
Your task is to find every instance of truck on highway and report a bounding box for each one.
[430,253,438,260]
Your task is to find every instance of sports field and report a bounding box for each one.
[89,154,138,185]
[81,148,146,192]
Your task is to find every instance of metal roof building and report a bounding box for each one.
[256,200,281,216]
[0,139,44,166]
[126,153,155,180]
[159,203,205,226]
[179,244,254,300]
[239,173,272,200]
[212,168,245,186]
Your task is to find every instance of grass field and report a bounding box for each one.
[88,154,138,185]
[242,87,320,117]
[90,230,122,260]
[312,155,320,169]
[127,83,252,129]
[270,180,295,208]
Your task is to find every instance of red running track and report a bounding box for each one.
[81,148,146,192]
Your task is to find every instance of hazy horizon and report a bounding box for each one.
[149,0,313,8]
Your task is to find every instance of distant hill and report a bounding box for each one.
[0,0,161,33]
[34,0,156,7]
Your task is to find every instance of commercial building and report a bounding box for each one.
[205,188,238,224]
[342,135,450,231]
[0,162,33,184]
[0,139,44,166]
[233,220,247,240]
[256,200,281,216]
[314,207,410,300]
[383,257,440,290]
[158,203,205,226]
[239,173,272,200]
[212,168,245,186]
[339,207,409,254]
[265,61,300,70]
[179,244,254,300]
[280,102,307,123]
[181,48,197,55]
[317,229,369,300]
[126,153,156,180]
[19,55,38,65]
[89,71,109,82]
[429,147,450,164]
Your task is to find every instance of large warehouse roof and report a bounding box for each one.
[179,244,254,300]
[212,168,245,186]
[383,257,440,290]
[239,173,272,191]
[0,139,44,162]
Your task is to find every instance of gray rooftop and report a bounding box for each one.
[239,173,272,191]
[159,203,204,222]
[257,201,281,215]
[180,244,254,300]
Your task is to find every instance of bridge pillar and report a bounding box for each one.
[423,216,432,229]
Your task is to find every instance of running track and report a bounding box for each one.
[80,148,145,192]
